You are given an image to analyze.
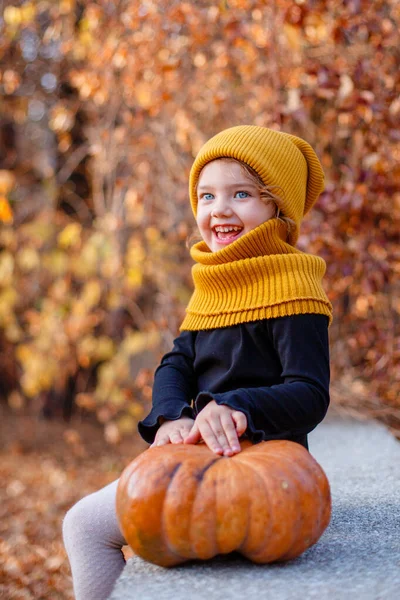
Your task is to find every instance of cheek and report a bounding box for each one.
[196,211,210,232]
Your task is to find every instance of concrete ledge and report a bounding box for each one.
[110,414,400,600]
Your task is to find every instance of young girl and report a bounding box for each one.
[62,125,333,599]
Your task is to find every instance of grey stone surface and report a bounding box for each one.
[110,412,400,600]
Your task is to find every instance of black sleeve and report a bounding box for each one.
[137,330,198,444]
[194,314,330,443]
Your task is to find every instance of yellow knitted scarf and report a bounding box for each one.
[179,218,333,331]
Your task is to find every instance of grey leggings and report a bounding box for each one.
[62,479,126,600]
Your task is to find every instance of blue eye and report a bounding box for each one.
[236,191,249,199]
[201,193,214,201]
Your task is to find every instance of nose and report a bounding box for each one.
[210,194,233,217]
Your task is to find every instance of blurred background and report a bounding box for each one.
[0,1,399,597]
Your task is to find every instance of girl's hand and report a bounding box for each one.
[183,400,247,456]
[150,417,195,448]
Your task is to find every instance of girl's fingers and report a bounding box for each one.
[181,425,195,439]
[150,411,246,455]
[219,414,241,455]
[199,420,226,455]
[231,410,247,437]
[169,431,184,444]
[153,435,171,447]
[151,418,196,448]
[183,423,201,445]
[212,415,239,455]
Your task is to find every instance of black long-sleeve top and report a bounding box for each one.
[138,313,330,450]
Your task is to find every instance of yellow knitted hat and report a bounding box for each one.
[189,125,325,246]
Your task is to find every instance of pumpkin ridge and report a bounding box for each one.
[162,455,220,560]
[159,460,193,563]
[194,457,220,482]
[235,451,301,561]
[117,456,188,566]
[120,449,154,490]
[279,454,329,558]
[241,446,330,561]
[251,453,307,559]
[141,461,185,565]
[233,457,273,556]
[274,452,331,559]
[243,440,296,457]
[212,457,250,555]
[253,445,330,533]
[189,457,220,559]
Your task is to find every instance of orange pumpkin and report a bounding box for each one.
[116,439,331,567]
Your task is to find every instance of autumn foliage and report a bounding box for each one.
[1,0,399,440]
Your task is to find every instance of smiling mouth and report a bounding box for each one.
[213,228,243,242]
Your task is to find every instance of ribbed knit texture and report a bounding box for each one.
[189,125,325,247]
[179,219,333,331]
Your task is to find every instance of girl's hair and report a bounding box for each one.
[186,157,296,250]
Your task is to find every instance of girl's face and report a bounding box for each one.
[196,159,276,252]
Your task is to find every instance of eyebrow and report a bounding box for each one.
[197,182,257,191]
